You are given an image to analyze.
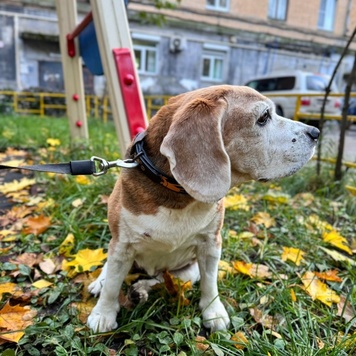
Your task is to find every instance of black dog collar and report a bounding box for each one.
[130,131,187,194]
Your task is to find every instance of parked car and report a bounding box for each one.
[244,70,341,123]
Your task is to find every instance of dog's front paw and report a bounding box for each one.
[87,305,118,332]
[200,299,230,332]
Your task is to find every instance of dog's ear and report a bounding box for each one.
[160,97,230,203]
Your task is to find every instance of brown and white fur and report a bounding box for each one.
[87,85,319,332]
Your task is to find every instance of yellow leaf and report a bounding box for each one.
[345,185,356,196]
[251,212,276,228]
[195,335,209,351]
[75,175,91,185]
[72,198,84,208]
[232,261,272,279]
[300,271,340,307]
[322,230,352,255]
[224,194,250,211]
[281,247,306,266]
[62,248,107,277]
[59,233,75,256]
[290,289,297,302]
[218,260,235,280]
[0,178,36,194]
[46,138,61,146]
[0,282,17,297]
[32,279,53,289]
[0,302,37,344]
[306,215,333,233]
[231,331,248,350]
[262,190,290,204]
[320,247,356,266]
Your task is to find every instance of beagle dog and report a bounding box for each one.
[87,85,320,332]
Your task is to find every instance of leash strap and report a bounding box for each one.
[0,157,138,176]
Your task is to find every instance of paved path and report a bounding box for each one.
[322,122,356,162]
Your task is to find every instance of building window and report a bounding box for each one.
[201,52,226,82]
[318,0,336,31]
[206,0,230,12]
[134,43,157,74]
[268,0,288,20]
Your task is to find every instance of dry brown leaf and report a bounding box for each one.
[39,258,57,275]
[11,252,43,268]
[195,335,209,351]
[162,270,192,306]
[314,270,342,283]
[249,307,280,330]
[0,302,37,344]
[22,215,51,236]
[337,295,356,323]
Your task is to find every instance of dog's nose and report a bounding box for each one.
[306,127,320,141]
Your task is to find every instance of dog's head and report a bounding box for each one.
[160,85,319,203]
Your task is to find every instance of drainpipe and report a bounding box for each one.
[344,0,352,36]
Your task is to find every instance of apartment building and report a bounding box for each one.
[0,0,354,95]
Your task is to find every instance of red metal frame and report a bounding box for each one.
[113,48,147,138]
[66,12,93,57]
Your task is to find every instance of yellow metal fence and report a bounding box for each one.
[0,91,171,122]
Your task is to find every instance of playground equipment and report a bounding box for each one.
[55,0,148,154]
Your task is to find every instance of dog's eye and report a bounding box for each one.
[257,109,271,126]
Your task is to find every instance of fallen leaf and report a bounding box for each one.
[231,331,248,350]
[306,215,333,233]
[22,215,51,235]
[314,270,342,283]
[0,283,19,297]
[195,336,209,351]
[224,194,250,211]
[62,248,107,277]
[39,259,57,275]
[58,233,75,256]
[71,299,97,323]
[32,279,53,289]
[319,247,356,266]
[281,247,306,266]
[249,307,280,330]
[0,178,36,195]
[232,261,272,279]
[218,260,235,280]
[300,271,340,307]
[46,138,61,146]
[162,270,192,306]
[290,289,297,302]
[250,212,276,228]
[262,190,290,204]
[0,302,37,344]
[337,295,356,323]
[11,252,43,267]
[75,175,91,185]
[345,185,356,196]
[72,198,84,208]
[322,230,352,255]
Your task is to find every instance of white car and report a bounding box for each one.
[244,70,341,121]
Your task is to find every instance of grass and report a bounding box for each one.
[0,115,355,355]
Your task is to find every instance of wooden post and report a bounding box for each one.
[90,0,148,155]
[55,0,88,142]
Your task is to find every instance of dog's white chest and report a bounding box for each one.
[119,202,220,275]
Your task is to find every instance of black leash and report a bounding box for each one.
[0,156,138,176]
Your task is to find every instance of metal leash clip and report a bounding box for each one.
[91,156,138,176]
